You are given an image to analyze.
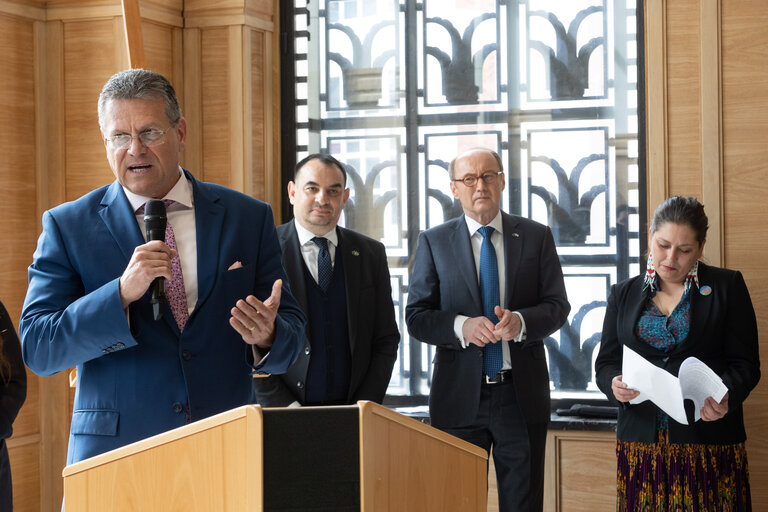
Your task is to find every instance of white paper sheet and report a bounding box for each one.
[679,356,728,422]
[621,346,727,425]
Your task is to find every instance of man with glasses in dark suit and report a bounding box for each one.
[406,147,570,511]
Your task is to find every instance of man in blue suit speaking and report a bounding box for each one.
[20,69,305,465]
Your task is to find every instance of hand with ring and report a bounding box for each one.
[462,316,496,347]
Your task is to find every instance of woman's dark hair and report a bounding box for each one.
[650,196,709,244]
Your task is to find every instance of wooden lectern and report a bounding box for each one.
[62,402,487,511]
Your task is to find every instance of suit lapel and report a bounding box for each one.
[501,213,522,308]
[622,278,652,352]
[190,172,225,310]
[98,181,145,262]
[281,220,309,315]
[452,217,482,307]
[340,228,361,352]
[99,180,180,334]
[676,264,712,354]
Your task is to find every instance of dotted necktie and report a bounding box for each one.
[479,226,502,378]
[162,200,189,332]
[312,237,333,292]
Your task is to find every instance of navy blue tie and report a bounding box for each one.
[479,226,503,378]
[312,237,332,291]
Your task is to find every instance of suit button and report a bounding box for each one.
[172,402,184,413]
[296,381,304,389]
[116,342,125,349]
[182,350,192,361]
[304,345,311,355]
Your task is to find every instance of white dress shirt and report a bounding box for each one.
[123,167,198,314]
[293,221,338,285]
[453,212,528,370]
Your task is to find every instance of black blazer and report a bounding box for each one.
[595,262,760,444]
[254,220,400,406]
[405,212,570,428]
[1,299,27,509]
[0,300,26,441]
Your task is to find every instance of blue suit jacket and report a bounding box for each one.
[20,170,305,464]
[405,212,570,428]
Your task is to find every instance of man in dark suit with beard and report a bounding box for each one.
[255,154,400,406]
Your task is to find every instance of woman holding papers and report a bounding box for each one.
[595,196,760,511]
[1,299,27,512]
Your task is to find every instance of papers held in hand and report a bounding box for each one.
[621,346,728,425]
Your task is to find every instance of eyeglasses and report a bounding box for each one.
[104,128,170,150]
[453,171,503,187]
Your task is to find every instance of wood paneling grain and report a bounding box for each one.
[664,0,702,198]
[201,27,231,185]
[0,12,37,314]
[720,1,768,508]
[0,22,40,512]
[143,20,178,82]
[63,19,120,201]
[556,432,616,511]
[8,442,40,512]
[250,28,266,199]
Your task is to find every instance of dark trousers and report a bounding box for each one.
[0,439,12,512]
[442,380,547,512]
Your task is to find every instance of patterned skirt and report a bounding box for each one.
[616,431,751,511]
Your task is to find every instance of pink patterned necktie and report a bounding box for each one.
[162,199,189,332]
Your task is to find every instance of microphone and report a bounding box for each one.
[143,199,167,321]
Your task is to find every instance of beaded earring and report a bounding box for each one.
[684,260,700,293]
[643,253,656,292]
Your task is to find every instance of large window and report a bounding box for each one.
[282,0,646,405]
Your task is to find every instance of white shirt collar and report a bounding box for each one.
[294,220,338,248]
[123,167,193,212]
[464,211,504,237]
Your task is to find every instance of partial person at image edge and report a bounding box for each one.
[0,300,27,512]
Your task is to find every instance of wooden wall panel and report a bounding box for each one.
[63,19,121,201]
[556,432,616,511]
[664,0,702,198]
[250,29,267,200]
[0,10,41,510]
[143,21,182,88]
[720,0,768,506]
[0,12,37,321]
[200,27,232,186]
[8,442,40,512]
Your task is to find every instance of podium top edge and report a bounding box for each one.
[358,402,488,460]
[62,405,262,477]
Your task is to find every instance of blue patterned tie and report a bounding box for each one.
[312,237,332,291]
[479,226,503,378]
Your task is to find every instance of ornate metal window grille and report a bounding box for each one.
[283,0,646,405]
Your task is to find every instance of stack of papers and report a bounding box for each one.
[621,346,728,425]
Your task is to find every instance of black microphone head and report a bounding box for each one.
[143,199,167,241]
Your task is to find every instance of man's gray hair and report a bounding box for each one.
[98,69,182,130]
[448,147,504,179]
